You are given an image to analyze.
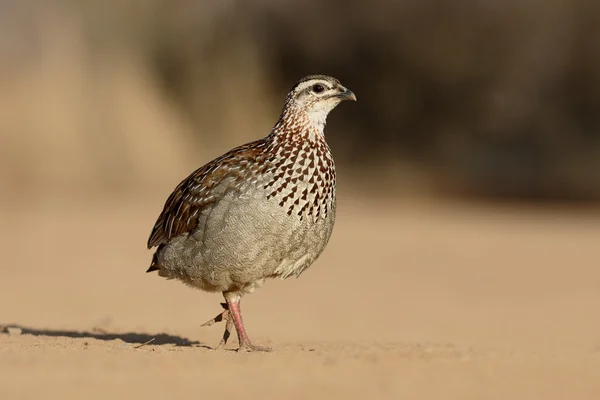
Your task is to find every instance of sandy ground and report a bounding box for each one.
[1,194,600,399]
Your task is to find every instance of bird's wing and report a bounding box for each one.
[147,139,268,249]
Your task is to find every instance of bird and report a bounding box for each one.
[146,75,356,352]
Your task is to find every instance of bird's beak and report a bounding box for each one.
[335,86,357,101]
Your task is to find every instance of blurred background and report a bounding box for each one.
[2,0,600,203]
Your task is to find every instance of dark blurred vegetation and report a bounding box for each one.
[1,0,599,202]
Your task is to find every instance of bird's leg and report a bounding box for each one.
[201,302,234,349]
[224,292,272,353]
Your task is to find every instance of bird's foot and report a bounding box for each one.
[200,302,230,327]
[237,341,272,353]
[203,297,273,352]
[201,302,234,350]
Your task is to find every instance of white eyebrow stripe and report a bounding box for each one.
[295,80,332,93]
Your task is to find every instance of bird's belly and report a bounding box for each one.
[157,188,336,293]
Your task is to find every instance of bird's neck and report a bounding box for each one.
[269,104,328,144]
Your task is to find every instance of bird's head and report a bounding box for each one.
[282,75,356,130]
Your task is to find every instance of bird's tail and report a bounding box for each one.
[146,249,173,279]
[146,252,160,273]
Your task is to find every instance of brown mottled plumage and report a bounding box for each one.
[147,75,356,352]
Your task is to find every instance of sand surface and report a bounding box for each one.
[1,195,600,399]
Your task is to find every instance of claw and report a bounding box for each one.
[237,342,272,353]
[201,302,234,349]
[201,303,229,327]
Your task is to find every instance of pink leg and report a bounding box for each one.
[226,296,272,353]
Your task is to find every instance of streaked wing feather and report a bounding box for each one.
[147,140,267,249]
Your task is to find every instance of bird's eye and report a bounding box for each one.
[312,84,325,93]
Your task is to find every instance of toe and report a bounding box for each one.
[238,342,273,353]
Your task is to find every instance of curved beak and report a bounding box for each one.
[335,86,357,101]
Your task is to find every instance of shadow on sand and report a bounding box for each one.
[0,323,210,348]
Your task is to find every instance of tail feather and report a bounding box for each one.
[146,252,160,273]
